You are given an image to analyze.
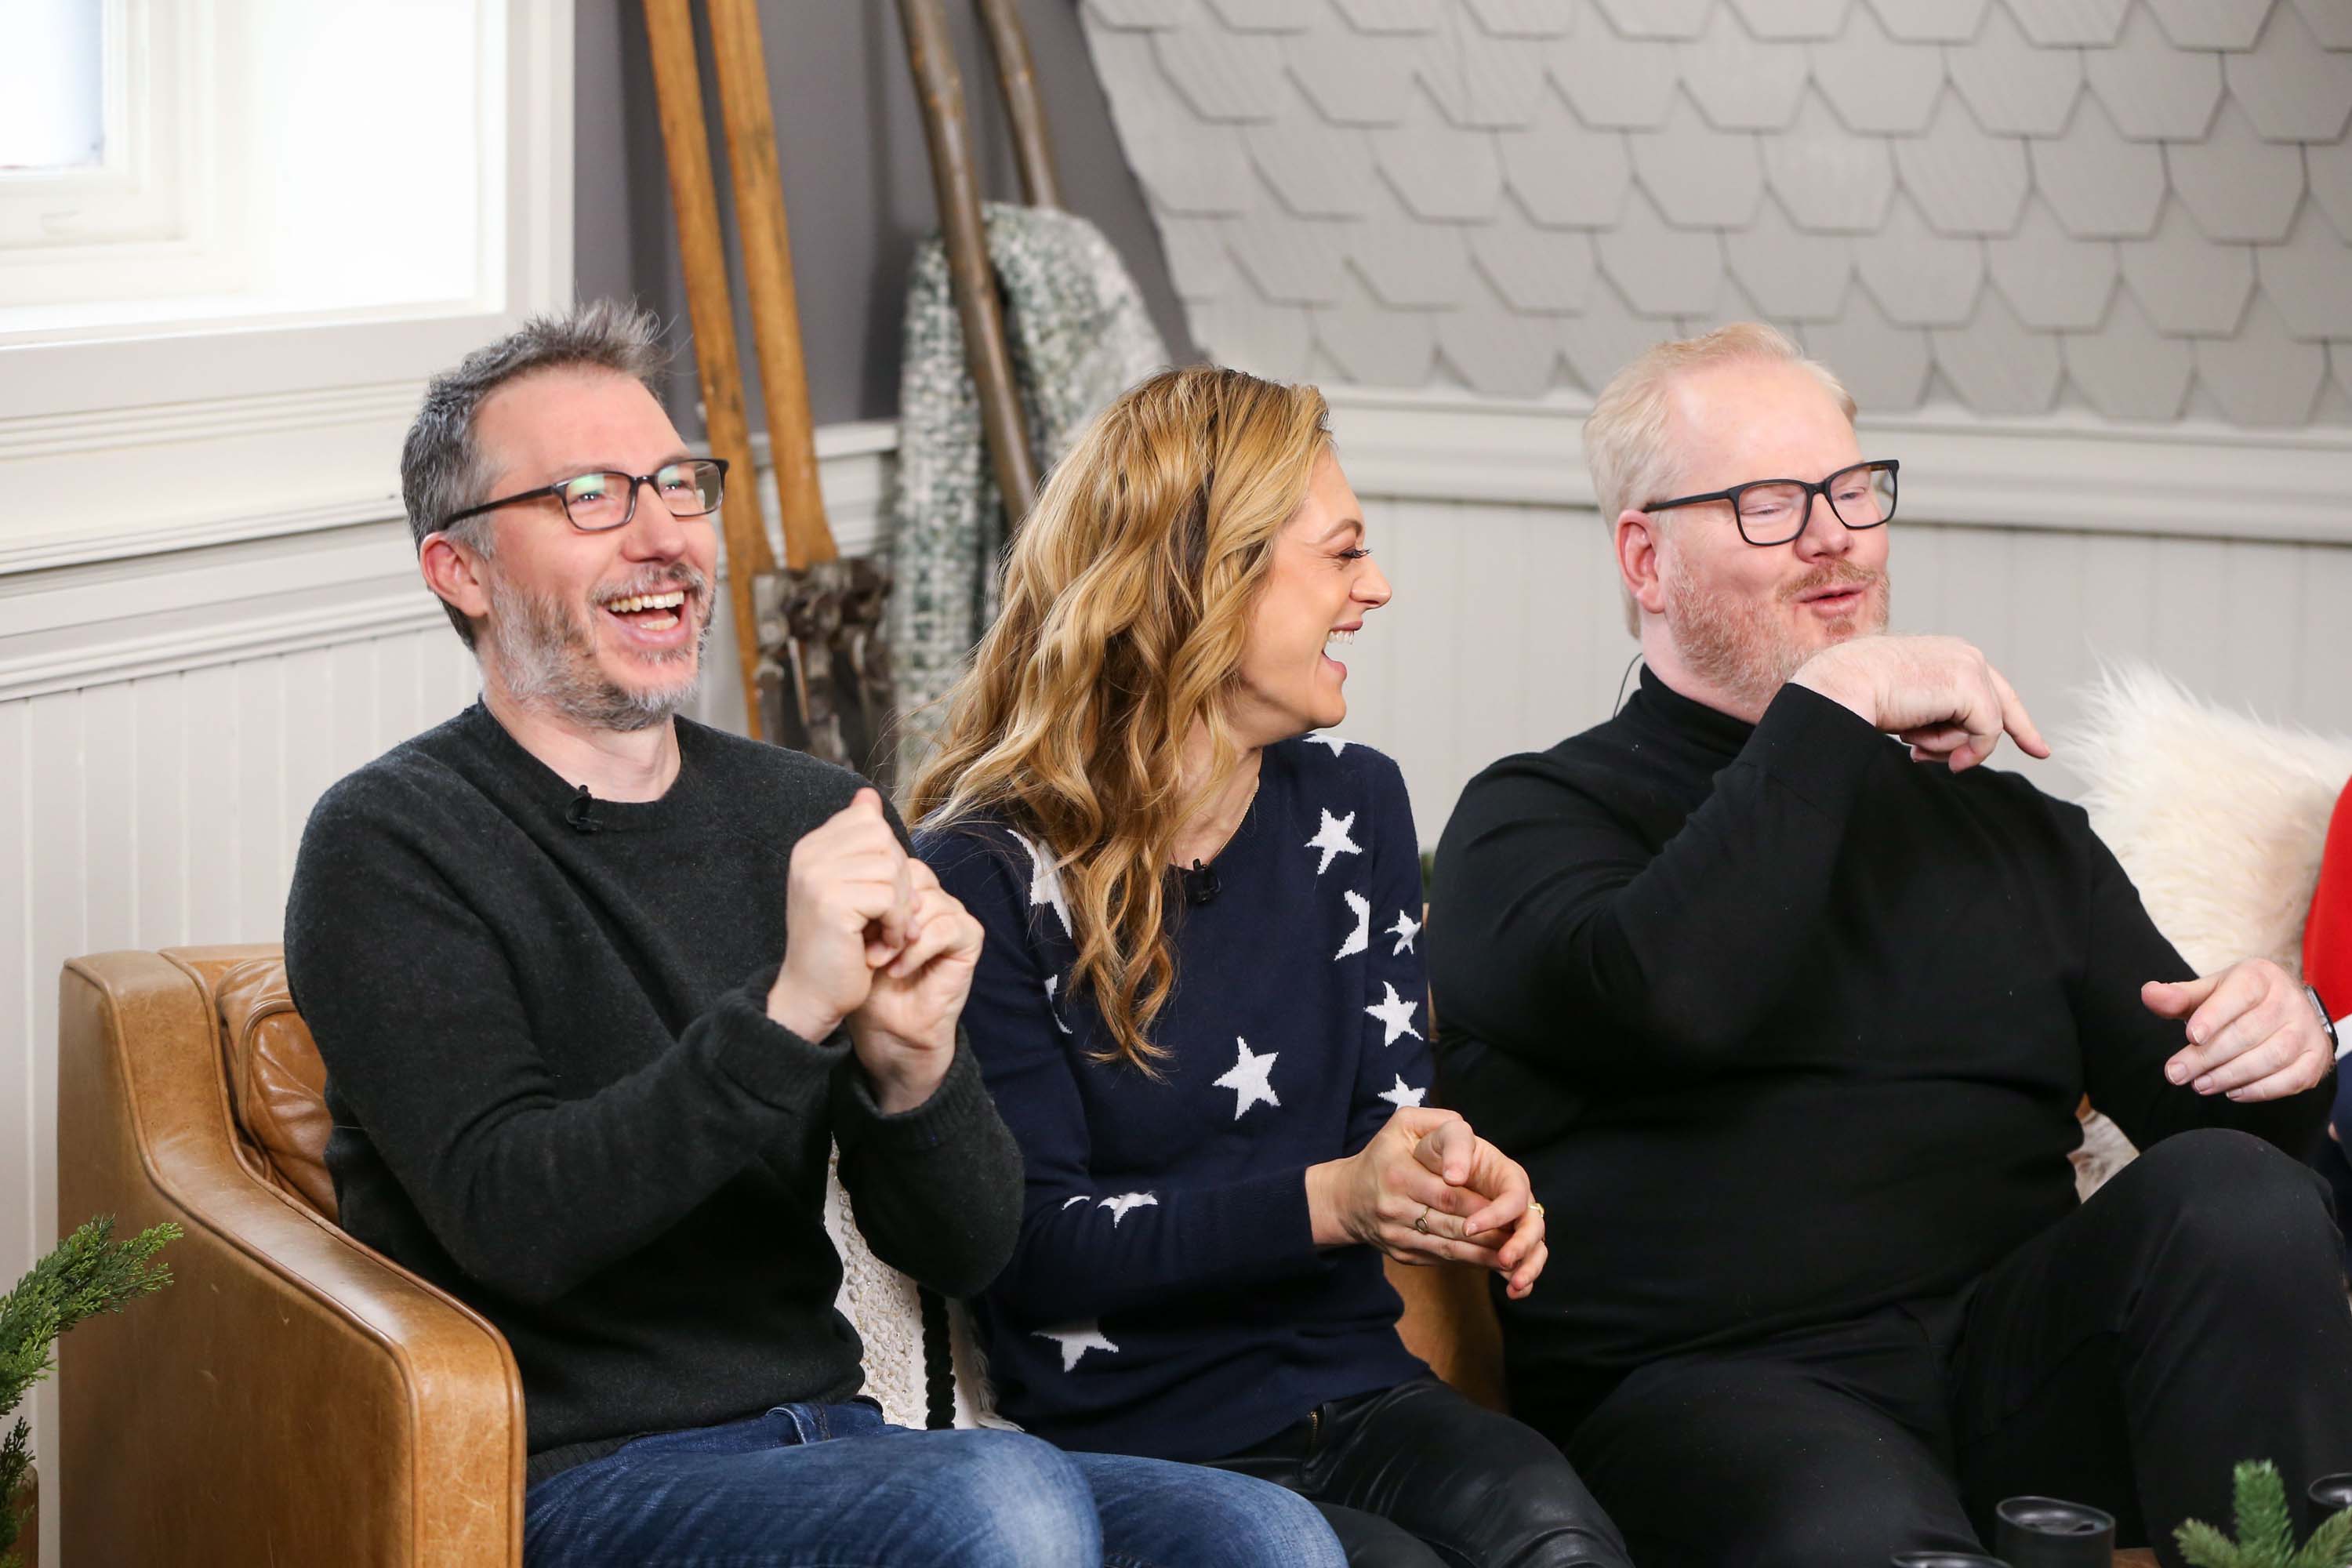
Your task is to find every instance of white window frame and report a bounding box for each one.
[0,0,573,574]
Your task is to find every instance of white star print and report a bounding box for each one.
[1212,1036,1282,1120]
[1335,891,1371,960]
[1365,981,1424,1046]
[1011,829,1070,935]
[1062,1195,1092,1210]
[1387,909,1421,956]
[1035,1320,1119,1371]
[1044,975,1073,1034]
[1305,809,1363,875]
[1378,1074,1426,1109]
[1098,1192,1159,1225]
[1306,733,1348,756]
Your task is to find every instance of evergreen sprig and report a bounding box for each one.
[2176,1460,2352,1568]
[0,1216,182,1567]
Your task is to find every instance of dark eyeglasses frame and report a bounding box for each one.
[438,457,730,533]
[1645,459,1900,546]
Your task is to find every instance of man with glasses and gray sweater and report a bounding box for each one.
[284,302,1343,1568]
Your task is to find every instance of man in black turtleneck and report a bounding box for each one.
[1429,324,2351,1568]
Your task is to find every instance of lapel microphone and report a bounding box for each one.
[566,785,602,834]
[1180,858,1220,906]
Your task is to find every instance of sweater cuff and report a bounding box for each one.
[1218,1164,1320,1274]
[705,964,853,1112]
[833,1034,996,1153]
[1741,681,1890,818]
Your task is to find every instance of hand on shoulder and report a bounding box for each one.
[1791,634,2050,773]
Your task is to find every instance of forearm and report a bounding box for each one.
[987,1165,1327,1323]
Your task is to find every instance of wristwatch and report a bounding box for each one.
[2309,982,2345,1060]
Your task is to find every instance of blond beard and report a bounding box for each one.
[1662,555,1889,715]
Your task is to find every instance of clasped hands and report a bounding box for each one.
[1795,635,2331,1107]
[1308,1107,1549,1300]
[767,789,984,1114]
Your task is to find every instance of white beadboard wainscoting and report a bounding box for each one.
[5,393,2349,1540]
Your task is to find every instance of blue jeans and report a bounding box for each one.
[524,1400,1347,1568]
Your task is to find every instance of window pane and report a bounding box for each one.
[0,0,106,173]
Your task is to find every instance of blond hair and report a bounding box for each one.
[909,366,1333,1071]
[1583,323,1857,634]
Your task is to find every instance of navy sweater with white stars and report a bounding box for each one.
[920,735,1432,1462]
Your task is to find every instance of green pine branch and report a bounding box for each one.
[2176,1458,2352,1568]
[0,1216,182,1566]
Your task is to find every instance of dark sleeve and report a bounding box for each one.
[2070,811,2332,1156]
[1345,754,1436,1152]
[285,782,849,1307]
[830,1040,1024,1298]
[922,829,1325,1327]
[1430,684,1887,1078]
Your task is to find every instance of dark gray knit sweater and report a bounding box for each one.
[284,702,1021,1480]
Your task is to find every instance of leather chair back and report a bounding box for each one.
[213,955,337,1220]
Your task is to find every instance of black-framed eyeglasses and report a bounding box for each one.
[440,457,729,533]
[1645,459,1899,546]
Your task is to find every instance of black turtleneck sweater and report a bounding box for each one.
[1428,669,2328,1432]
[284,703,1022,1480]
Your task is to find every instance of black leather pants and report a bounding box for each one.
[1204,1376,1634,1568]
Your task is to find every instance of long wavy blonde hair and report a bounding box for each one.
[908,365,1333,1071]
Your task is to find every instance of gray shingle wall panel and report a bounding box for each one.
[2310,140,2352,241]
[1726,192,1859,317]
[1628,92,1768,227]
[1986,196,2118,327]
[2118,198,2256,333]
[1549,8,1681,125]
[2167,100,2307,241]
[1809,4,1948,134]
[1286,28,1419,125]
[2255,204,2352,341]
[1592,0,1713,38]
[1931,287,2063,411]
[1678,7,1813,129]
[1726,0,1856,41]
[1465,0,1579,35]
[2225,5,2352,142]
[1499,91,1634,225]
[1949,5,2085,134]
[2085,5,2225,141]
[2031,96,2167,237]
[1853,192,1987,323]
[1864,0,1990,42]
[1372,89,1509,217]
[2000,0,2129,46]
[2063,291,2196,418]
[1469,209,1601,307]
[1083,0,2352,428]
[2292,0,2352,49]
[1762,89,1900,230]
[2194,294,2328,423]
[1893,90,2032,236]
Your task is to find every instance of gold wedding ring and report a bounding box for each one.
[1529,1200,1546,1221]
[1414,1205,1432,1234]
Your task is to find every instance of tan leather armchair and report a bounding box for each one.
[59,946,525,1566]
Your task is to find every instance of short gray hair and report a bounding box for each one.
[401,299,671,645]
[1582,322,1857,636]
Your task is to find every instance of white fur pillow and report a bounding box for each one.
[2070,663,2351,979]
[2064,663,2350,1195]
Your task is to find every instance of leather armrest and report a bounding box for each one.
[59,950,524,1567]
[1387,1254,1509,1413]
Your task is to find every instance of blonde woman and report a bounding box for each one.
[911,367,1632,1568]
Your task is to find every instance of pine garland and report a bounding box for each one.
[2175,1459,2352,1568]
[0,1216,181,1568]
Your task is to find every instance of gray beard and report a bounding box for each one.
[484,575,710,733]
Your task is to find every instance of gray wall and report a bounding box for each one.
[575,0,1195,432]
